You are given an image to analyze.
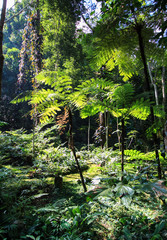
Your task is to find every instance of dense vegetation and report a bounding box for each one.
[0,0,167,239]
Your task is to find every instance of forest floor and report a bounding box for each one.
[1,159,167,240]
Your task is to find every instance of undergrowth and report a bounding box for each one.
[0,129,167,239]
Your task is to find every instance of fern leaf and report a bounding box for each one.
[11,91,32,104]
[130,98,150,120]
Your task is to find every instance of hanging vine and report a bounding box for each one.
[17,13,42,91]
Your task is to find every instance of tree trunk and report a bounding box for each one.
[105,111,109,149]
[88,116,90,151]
[36,0,42,73]
[164,121,167,154]
[136,24,162,179]
[162,66,166,111]
[148,62,159,105]
[68,108,87,192]
[0,0,7,97]
[161,66,167,153]
[121,118,125,181]
[32,119,35,158]
[99,112,106,149]
[32,0,42,155]
[117,118,121,150]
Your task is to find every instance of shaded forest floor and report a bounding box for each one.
[1,156,167,240]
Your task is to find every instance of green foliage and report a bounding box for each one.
[0,129,32,165]
[41,0,83,70]
[2,0,167,239]
[34,146,88,175]
[124,149,155,161]
[11,90,32,104]
[1,142,167,240]
[73,78,152,126]
[13,58,81,123]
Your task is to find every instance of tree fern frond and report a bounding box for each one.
[113,49,138,81]
[11,91,32,104]
[90,28,139,80]
[39,105,61,123]
[30,89,56,105]
[130,98,150,120]
[111,108,129,118]
[112,83,134,108]
[153,105,165,118]
[71,91,88,108]
[36,71,56,86]
[80,103,105,119]
[75,78,96,91]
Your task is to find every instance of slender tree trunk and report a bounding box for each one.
[136,24,162,179]
[161,66,167,153]
[121,118,125,181]
[117,118,121,150]
[99,112,106,149]
[32,0,42,155]
[164,121,167,154]
[162,66,166,111]
[0,0,7,97]
[88,116,90,151]
[36,0,42,73]
[105,111,109,149]
[148,62,159,105]
[68,108,87,192]
[32,118,35,157]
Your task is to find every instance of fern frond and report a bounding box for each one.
[39,105,61,123]
[153,105,165,118]
[130,98,150,120]
[30,89,56,105]
[91,28,139,80]
[111,108,129,118]
[71,91,88,108]
[112,83,134,108]
[113,49,138,81]
[80,102,106,119]
[36,71,56,86]
[11,91,32,104]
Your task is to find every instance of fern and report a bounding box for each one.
[11,90,32,104]
[80,103,106,119]
[30,89,56,105]
[89,25,139,81]
[130,98,150,120]
[112,83,134,107]
[153,105,165,118]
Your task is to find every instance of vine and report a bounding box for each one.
[17,13,42,92]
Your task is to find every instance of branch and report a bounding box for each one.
[7,0,19,11]
[73,0,94,32]
[81,14,94,32]
[5,0,34,23]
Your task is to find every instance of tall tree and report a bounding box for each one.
[0,0,7,97]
